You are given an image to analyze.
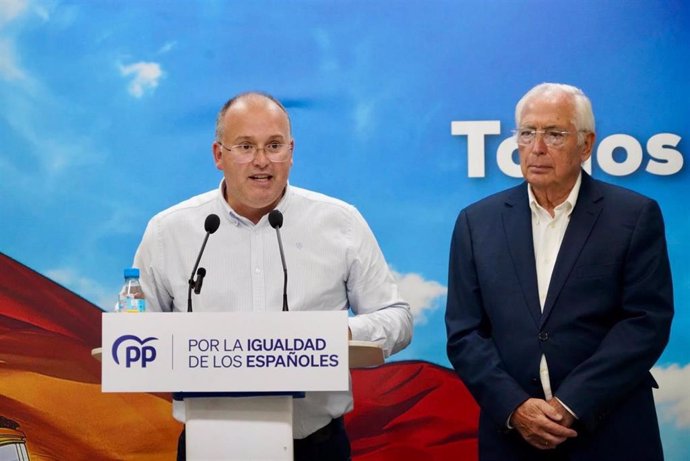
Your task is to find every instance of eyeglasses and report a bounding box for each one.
[217,141,292,164]
[512,128,573,148]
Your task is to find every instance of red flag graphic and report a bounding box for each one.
[348,361,479,460]
[0,252,180,460]
[0,252,478,460]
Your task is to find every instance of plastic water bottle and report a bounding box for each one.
[116,268,146,313]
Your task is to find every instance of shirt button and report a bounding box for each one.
[538,331,549,341]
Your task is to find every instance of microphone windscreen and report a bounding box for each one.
[204,214,221,234]
[268,210,283,229]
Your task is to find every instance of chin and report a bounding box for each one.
[250,195,281,209]
[526,175,552,187]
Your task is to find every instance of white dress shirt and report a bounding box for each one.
[529,172,581,407]
[133,181,413,438]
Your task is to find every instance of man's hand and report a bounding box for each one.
[547,398,576,428]
[510,398,578,450]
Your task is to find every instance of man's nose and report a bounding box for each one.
[531,132,548,154]
[252,147,270,166]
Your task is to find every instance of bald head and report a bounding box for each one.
[215,92,291,141]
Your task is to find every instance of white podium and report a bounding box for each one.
[179,391,299,460]
[99,311,382,460]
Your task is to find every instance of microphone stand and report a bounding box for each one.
[185,214,220,313]
[275,228,289,312]
[268,210,289,312]
[187,232,211,313]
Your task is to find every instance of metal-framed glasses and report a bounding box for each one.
[217,141,292,164]
[513,128,572,148]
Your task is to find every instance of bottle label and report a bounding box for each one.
[119,297,146,313]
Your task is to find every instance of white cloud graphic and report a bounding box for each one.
[0,38,26,81]
[653,363,690,429]
[0,0,28,82]
[354,101,374,140]
[119,61,163,98]
[0,0,27,24]
[158,41,177,54]
[393,270,447,325]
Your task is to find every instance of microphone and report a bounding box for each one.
[268,210,289,312]
[187,214,221,312]
[193,268,206,294]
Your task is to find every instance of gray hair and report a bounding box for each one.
[215,91,291,140]
[515,83,595,144]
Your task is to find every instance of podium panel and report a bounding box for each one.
[101,311,349,393]
[98,311,377,460]
[184,395,293,461]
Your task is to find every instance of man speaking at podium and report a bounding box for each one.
[132,91,412,460]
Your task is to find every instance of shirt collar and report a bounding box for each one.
[216,178,292,226]
[528,171,582,218]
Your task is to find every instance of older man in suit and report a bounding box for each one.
[445,83,673,460]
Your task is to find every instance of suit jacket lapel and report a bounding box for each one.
[541,173,603,325]
[502,183,542,327]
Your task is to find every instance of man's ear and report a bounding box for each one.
[580,131,596,163]
[212,142,223,170]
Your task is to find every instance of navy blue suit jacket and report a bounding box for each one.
[445,172,673,460]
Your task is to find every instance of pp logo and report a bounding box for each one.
[111,335,158,368]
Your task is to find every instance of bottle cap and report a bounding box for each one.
[124,267,140,278]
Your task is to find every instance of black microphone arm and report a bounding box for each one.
[268,210,289,312]
[187,214,221,312]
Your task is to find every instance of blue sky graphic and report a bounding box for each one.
[1,0,689,458]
